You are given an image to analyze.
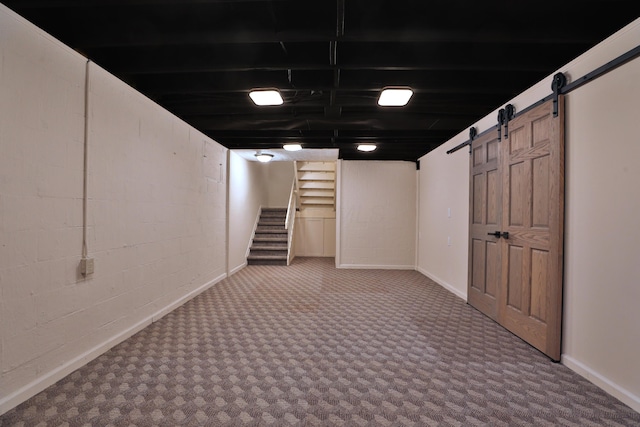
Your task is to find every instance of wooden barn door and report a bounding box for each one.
[468,97,565,361]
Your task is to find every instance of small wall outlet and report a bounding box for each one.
[447,236,451,246]
[80,258,95,276]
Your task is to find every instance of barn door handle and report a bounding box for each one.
[487,231,509,239]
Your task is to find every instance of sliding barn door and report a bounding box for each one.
[468,131,502,320]
[468,97,565,361]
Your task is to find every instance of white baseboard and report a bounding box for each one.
[0,317,151,416]
[562,355,640,413]
[337,263,415,270]
[152,273,227,322]
[416,267,467,301]
[229,262,247,276]
[0,273,226,416]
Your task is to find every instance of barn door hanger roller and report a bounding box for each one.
[497,104,515,141]
[551,72,567,117]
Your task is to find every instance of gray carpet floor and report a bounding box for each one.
[1,257,639,426]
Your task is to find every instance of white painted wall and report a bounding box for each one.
[265,161,295,208]
[416,147,469,300]
[0,6,227,414]
[561,52,640,412]
[417,19,640,412]
[227,152,269,274]
[338,161,416,269]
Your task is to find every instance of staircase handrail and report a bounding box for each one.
[285,176,297,265]
[285,179,296,231]
[293,161,301,208]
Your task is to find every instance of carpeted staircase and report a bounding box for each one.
[247,208,288,265]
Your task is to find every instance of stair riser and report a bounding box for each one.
[251,245,288,251]
[252,240,288,246]
[248,259,287,266]
[261,211,286,215]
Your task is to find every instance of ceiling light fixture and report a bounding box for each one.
[378,87,413,107]
[255,152,274,162]
[283,144,302,151]
[357,144,377,152]
[249,89,284,106]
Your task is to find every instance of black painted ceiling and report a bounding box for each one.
[2,1,638,161]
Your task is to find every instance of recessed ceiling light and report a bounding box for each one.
[283,144,302,151]
[255,152,274,162]
[249,90,284,106]
[378,88,413,106]
[357,144,377,152]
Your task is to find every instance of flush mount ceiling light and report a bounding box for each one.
[283,144,302,151]
[357,144,377,152]
[249,89,283,106]
[255,152,274,162]
[377,87,413,106]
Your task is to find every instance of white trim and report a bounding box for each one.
[414,167,420,269]
[334,160,342,268]
[0,273,226,416]
[151,273,226,322]
[337,263,415,270]
[229,261,247,276]
[225,149,231,276]
[416,266,467,301]
[562,355,640,414]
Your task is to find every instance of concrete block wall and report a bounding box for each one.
[337,161,417,269]
[0,6,227,414]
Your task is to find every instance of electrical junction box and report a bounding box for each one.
[80,258,95,276]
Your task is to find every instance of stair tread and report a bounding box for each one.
[251,245,287,250]
[300,181,333,187]
[301,198,334,204]
[300,191,334,197]
[248,254,288,260]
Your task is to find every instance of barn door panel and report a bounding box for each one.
[468,131,502,320]
[500,97,564,361]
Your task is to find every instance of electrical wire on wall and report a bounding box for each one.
[81,59,92,274]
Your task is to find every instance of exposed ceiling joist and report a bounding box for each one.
[2,0,638,161]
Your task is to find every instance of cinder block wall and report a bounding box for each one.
[0,6,227,413]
